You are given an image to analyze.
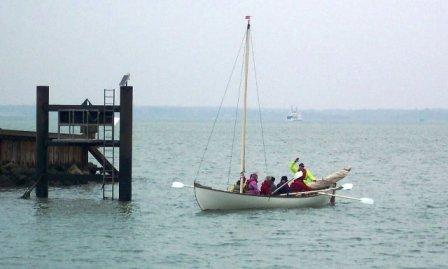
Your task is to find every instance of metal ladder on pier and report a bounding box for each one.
[102,89,117,199]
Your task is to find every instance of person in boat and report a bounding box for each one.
[273,176,291,195]
[260,176,276,196]
[289,157,300,171]
[289,159,317,187]
[245,173,260,195]
[289,171,312,192]
[270,177,277,193]
[230,179,241,193]
[229,173,247,193]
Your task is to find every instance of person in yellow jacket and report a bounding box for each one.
[288,158,316,186]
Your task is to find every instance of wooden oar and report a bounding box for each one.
[317,192,374,204]
[278,183,353,197]
[271,179,293,195]
[271,172,354,196]
[271,171,303,195]
[20,174,42,199]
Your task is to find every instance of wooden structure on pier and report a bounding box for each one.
[0,129,88,168]
[35,85,133,201]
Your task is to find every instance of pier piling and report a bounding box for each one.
[119,86,133,201]
[16,83,133,200]
[35,86,49,198]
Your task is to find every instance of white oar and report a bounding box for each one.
[171,181,194,188]
[318,192,374,204]
[271,171,303,195]
[274,181,352,196]
[282,183,352,196]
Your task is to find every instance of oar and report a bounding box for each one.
[171,181,194,188]
[318,192,374,204]
[274,181,353,196]
[271,171,303,195]
[271,179,293,195]
[20,174,42,199]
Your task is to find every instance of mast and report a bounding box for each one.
[240,16,251,193]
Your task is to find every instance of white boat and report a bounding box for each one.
[286,106,302,121]
[194,183,341,210]
[193,17,350,211]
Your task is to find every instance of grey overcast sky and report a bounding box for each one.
[0,1,447,109]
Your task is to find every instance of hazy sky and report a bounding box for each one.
[1,1,447,109]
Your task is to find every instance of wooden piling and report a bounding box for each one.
[119,86,133,201]
[330,183,336,205]
[35,86,49,198]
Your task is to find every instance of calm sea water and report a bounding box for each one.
[1,113,447,268]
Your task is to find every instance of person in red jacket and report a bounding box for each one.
[289,171,312,192]
[260,176,276,196]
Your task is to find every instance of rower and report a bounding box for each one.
[299,163,316,186]
[289,171,311,192]
[289,158,317,187]
[274,176,291,195]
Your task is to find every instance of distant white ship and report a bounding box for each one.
[286,106,302,121]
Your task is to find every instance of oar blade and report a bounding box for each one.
[171,181,184,188]
[341,183,353,190]
[360,198,374,205]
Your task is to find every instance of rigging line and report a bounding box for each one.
[250,32,269,174]
[226,58,245,186]
[194,32,247,181]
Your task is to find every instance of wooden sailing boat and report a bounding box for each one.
[193,17,351,210]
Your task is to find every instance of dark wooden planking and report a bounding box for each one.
[0,140,86,168]
[48,104,120,112]
[88,147,119,176]
[48,139,119,147]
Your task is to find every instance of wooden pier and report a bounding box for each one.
[34,85,133,201]
[0,129,88,169]
[0,85,133,201]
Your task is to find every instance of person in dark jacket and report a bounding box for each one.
[274,176,291,195]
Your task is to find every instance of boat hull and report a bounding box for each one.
[194,183,333,211]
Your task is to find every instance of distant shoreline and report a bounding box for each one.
[1,105,447,123]
[1,104,448,110]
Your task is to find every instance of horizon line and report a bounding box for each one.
[0,104,448,111]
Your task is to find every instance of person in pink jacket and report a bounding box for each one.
[245,173,260,195]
